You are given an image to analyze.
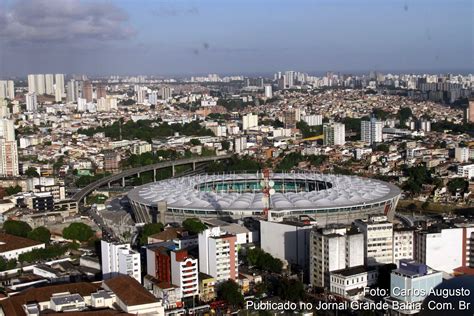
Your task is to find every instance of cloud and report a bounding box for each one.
[0,0,135,45]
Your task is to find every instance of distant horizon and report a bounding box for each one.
[3,68,474,80]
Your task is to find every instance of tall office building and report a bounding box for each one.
[82,81,93,102]
[309,226,364,288]
[0,80,14,99]
[198,227,238,283]
[26,92,38,112]
[101,240,141,283]
[355,216,394,266]
[45,74,54,95]
[242,113,258,131]
[361,117,383,144]
[323,122,345,146]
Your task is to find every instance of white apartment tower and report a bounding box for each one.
[361,118,383,145]
[170,249,199,298]
[198,227,238,283]
[242,113,258,131]
[323,122,345,146]
[101,240,141,283]
[310,226,364,288]
[26,92,38,112]
[355,216,394,266]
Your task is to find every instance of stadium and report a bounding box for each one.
[127,172,402,224]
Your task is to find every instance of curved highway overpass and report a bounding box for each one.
[72,154,232,203]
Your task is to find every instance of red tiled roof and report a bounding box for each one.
[104,275,158,307]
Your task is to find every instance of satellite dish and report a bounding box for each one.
[269,188,276,195]
[269,180,275,187]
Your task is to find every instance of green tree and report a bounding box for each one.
[398,107,413,126]
[221,140,230,151]
[5,185,22,195]
[63,223,94,242]
[0,257,17,271]
[217,280,244,307]
[182,218,207,235]
[273,278,305,301]
[189,138,201,146]
[27,227,51,243]
[139,223,164,245]
[375,144,390,153]
[3,220,32,237]
[24,167,40,177]
[447,178,469,195]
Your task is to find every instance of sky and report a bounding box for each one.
[0,0,473,77]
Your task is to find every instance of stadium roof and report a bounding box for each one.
[127,173,401,211]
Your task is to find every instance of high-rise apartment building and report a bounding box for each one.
[101,240,141,283]
[137,86,147,104]
[242,113,258,131]
[323,122,345,146]
[355,216,394,266]
[34,74,46,95]
[466,98,474,123]
[45,74,54,95]
[26,92,38,112]
[170,250,199,298]
[302,114,323,126]
[309,225,364,288]
[96,83,107,99]
[264,85,273,98]
[82,81,93,102]
[0,119,15,141]
[66,79,76,102]
[198,227,238,283]
[27,74,36,93]
[0,80,14,99]
[0,138,19,177]
[160,86,172,100]
[55,74,65,97]
[361,118,383,144]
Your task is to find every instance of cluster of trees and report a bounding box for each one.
[206,155,262,173]
[296,121,323,139]
[276,152,327,171]
[182,218,207,235]
[122,150,180,168]
[402,165,441,195]
[0,257,17,271]
[244,247,283,273]
[86,194,108,205]
[138,223,164,246]
[18,244,71,264]
[217,280,244,307]
[217,99,252,111]
[269,278,305,302]
[3,220,51,243]
[63,223,94,242]
[447,178,469,195]
[431,121,474,136]
[75,172,111,188]
[398,107,413,127]
[4,185,22,196]
[78,120,214,142]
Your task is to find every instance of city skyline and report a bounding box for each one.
[0,0,473,76]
